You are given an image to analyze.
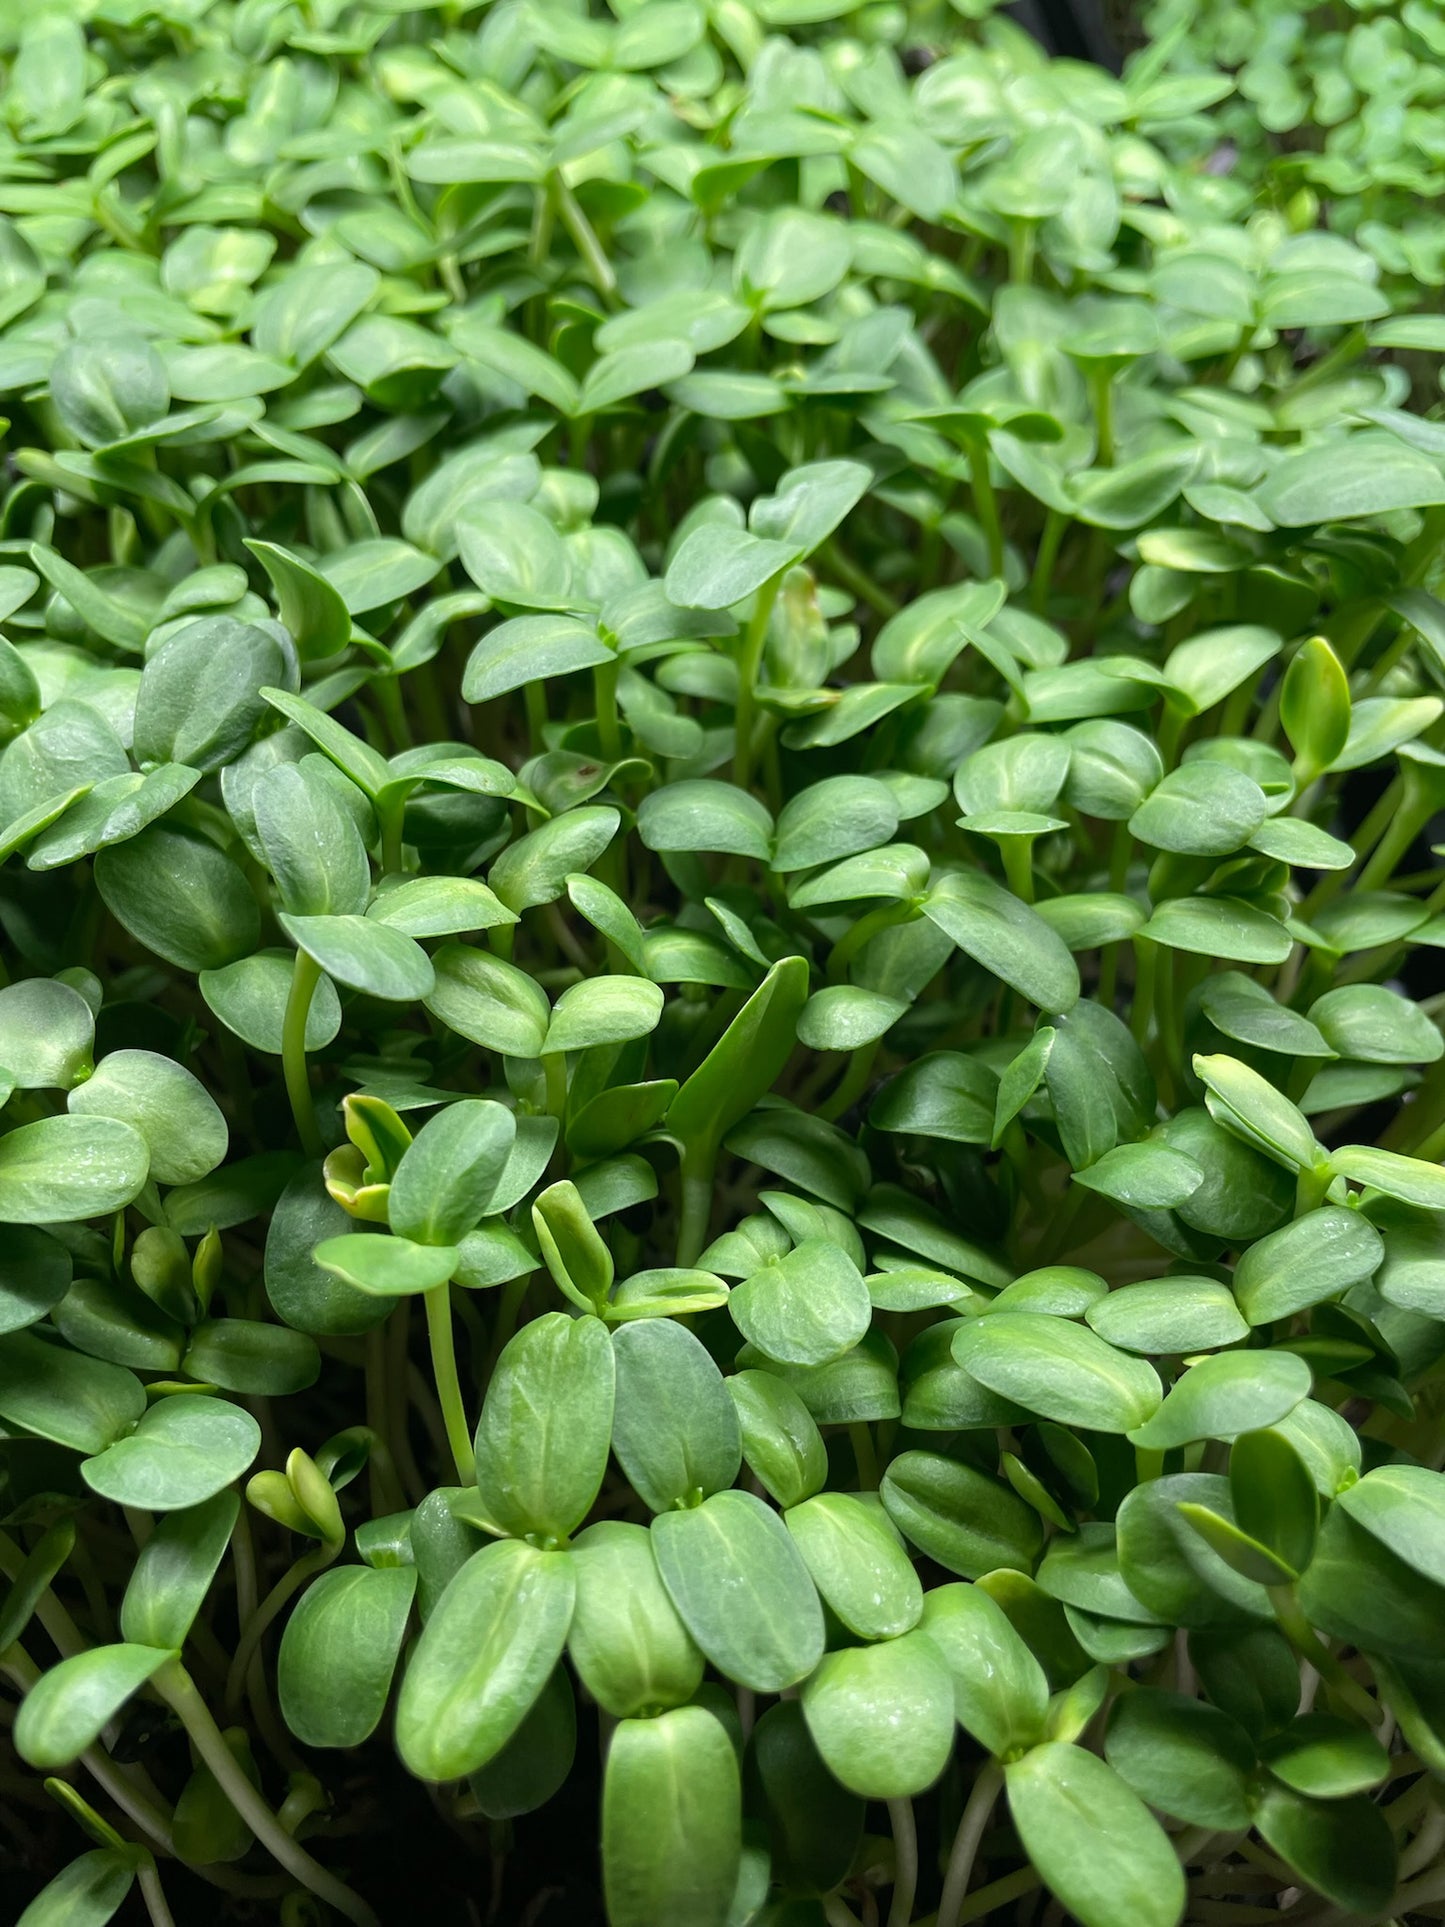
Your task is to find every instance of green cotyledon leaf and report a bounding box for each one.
[395,1538,575,1782]
[602,1706,741,1927]
[278,1565,417,1748]
[666,956,810,1155]
[650,1490,824,1693]
[473,1312,615,1543]
[1005,1743,1186,1927]
[15,1646,175,1770]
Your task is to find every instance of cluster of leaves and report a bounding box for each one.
[1143,0,1445,295]
[5,2,1445,1925]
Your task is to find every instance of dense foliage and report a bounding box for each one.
[5,2,1445,1924]
[1144,0,1445,296]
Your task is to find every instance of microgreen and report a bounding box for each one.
[4,3,1445,1925]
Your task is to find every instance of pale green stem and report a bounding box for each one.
[379,799,405,877]
[1156,703,1185,771]
[1299,776,1400,921]
[1036,1183,1088,1266]
[885,1797,918,1927]
[956,1865,1039,1922]
[138,1859,176,1927]
[424,1282,475,1485]
[1008,220,1035,285]
[1030,507,1068,612]
[999,835,1035,904]
[826,901,919,984]
[1413,1112,1445,1164]
[1269,1586,1382,1728]
[0,1530,85,1657]
[1130,938,1158,1046]
[372,675,410,755]
[1171,1825,1226,1867]
[282,950,324,1159]
[1398,1797,1445,1879]
[821,539,899,617]
[1294,1163,1334,1219]
[365,1322,405,1516]
[849,1422,879,1491]
[528,183,555,271]
[524,677,547,747]
[1356,793,1433,893]
[819,1042,880,1124]
[224,1542,337,1716]
[155,1661,379,1927]
[555,181,617,306]
[964,432,1004,578]
[1088,367,1115,466]
[733,572,784,787]
[542,1051,568,1121]
[594,654,622,760]
[676,1139,717,1269]
[485,1273,532,1379]
[938,1761,1003,1927]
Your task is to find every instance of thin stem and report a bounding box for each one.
[1414,1112,1445,1165]
[938,1761,1003,1927]
[1088,366,1116,465]
[849,1422,879,1491]
[282,950,324,1159]
[733,572,784,787]
[1008,220,1035,285]
[956,1865,1039,1923]
[1030,507,1068,612]
[820,1042,880,1124]
[676,1139,717,1269]
[138,1858,177,1927]
[372,674,411,755]
[821,539,899,618]
[1293,1162,1334,1219]
[735,1683,755,1743]
[155,1662,379,1927]
[1357,793,1432,894]
[885,1797,918,1927]
[1036,1182,1088,1266]
[1268,1586,1382,1729]
[485,1273,532,1379]
[555,181,617,306]
[823,1899,864,1927]
[225,1544,336,1716]
[1156,703,1185,771]
[542,1051,568,1122]
[1398,1796,1445,1878]
[1130,938,1158,1045]
[0,1529,85,1658]
[83,1749,177,1859]
[964,433,1005,578]
[365,1322,405,1515]
[424,1283,475,1485]
[999,835,1035,904]
[1298,775,1400,921]
[524,677,548,746]
[593,654,622,760]
[528,182,555,273]
[826,901,919,984]
[379,799,405,877]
